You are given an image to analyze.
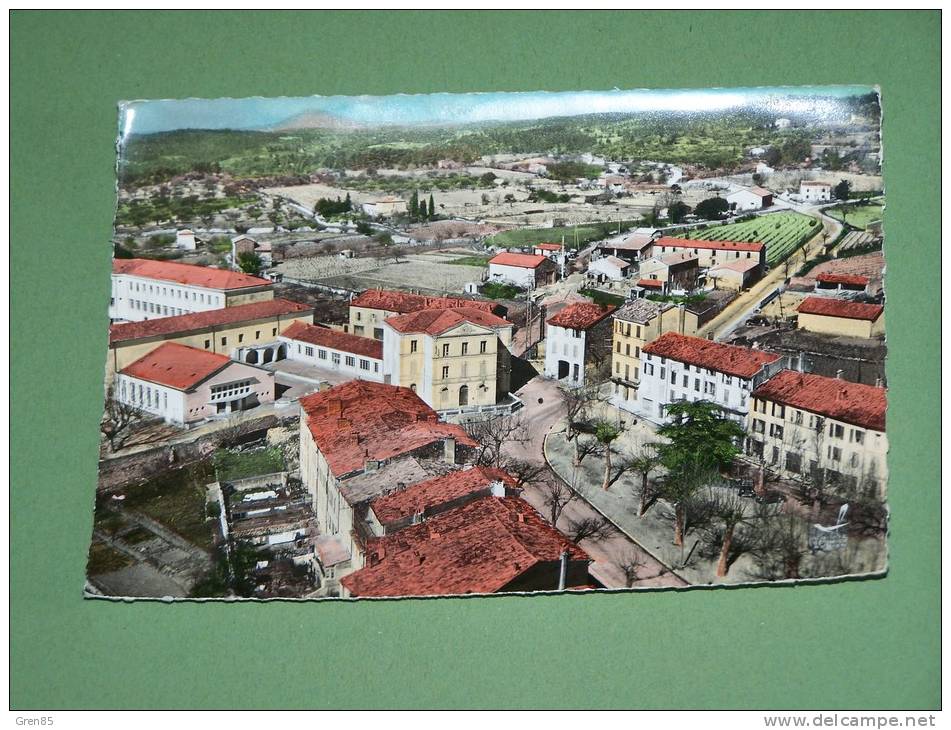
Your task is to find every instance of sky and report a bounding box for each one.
[119,85,877,138]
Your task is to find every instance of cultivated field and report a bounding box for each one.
[677,211,821,265]
[826,202,884,230]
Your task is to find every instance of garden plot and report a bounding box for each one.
[676,211,821,265]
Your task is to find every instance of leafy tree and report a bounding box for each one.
[593,420,622,490]
[479,172,497,186]
[355,220,374,236]
[503,193,516,206]
[704,488,755,577]
[344,192,352,211]
[236,251,263,276]
[694,196,730,220]
[428,193,436,219]
[419,198,428,219]
[409,190,420,219]
[656,400,745,546]
[834,179,852,201]
[668,200,691,223]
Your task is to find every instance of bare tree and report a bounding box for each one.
[497,457,547,492]
[559,383,602,466]
[704,488,756,577]
[538,478,577,527]
[566,516,619,545]
[746,507,810,581]
[464,413,529,468]
[629,444,662,516]
[617,550,646,588]
[100,386,139,452]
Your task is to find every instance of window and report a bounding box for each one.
[644,363,654,376]
[360,359,370,371]
[480,340,487,353]
[786,453,801,474]
[769,423,784,439]
[272,328,277,336]
[204,339,211,349]
[305,346,314,357]
[255,330,261,340]
[670,369,676,384]
[635,346,640,358]
[635,325,641,338]
[318,349,327,360]
[771,403,785,419]
[829,423,845,439]
[660,367,665,379]
[462,342,468,355]
[682,374,688,388]
[442,366,449,379]
[849,453,860,468]
[791,410,803,425]
[332,353,340,366]
[752,419,765,434]
[755,399,767,414]
[625,323,631,337]
[345,356,355,367]
[827,446,842,462]
[410,340,417,353]
[615,341,621,354]
[356,311,362,321]
[443,343,450,357]
[221,337,227,346]
[238,334,244,343]
[851,429,865,445]
[694,378,700,392]
[704,381,715,396]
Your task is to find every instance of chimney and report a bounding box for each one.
[875,376,883,388]
[835,369,844,380]
[443,436,456,464]
[327,398,343,417]
[557,550,569,591]
[336,417,351,429]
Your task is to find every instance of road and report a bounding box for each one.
[505,377,687,589]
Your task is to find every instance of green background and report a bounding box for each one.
[10,11,940,709]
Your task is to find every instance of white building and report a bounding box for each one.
[726,187,773,211]
[634,332,784,425]
[176,229,197,250]
[586,255,630,281]
[115,342,274,426]
[543,302,616,387]
[487,252,558,289]
[110,258,274,323]
[799,181,833,202]
[361,197,408,217]
[279,321,384,382]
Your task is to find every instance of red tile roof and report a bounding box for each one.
[370,466,516,526]
[489,252,551,269]
[546,302,617,330]
[750,186,773,197]
[534,243,563,251]
[801,181,831,186]
[797,297,883,322]
[753,370,886,431]
[113,258,272,290]
[299,381,476,477]
[384,307,512,336]
[109,298,313,344]
[350,289,505,317]
[642,332,781,379]
[656,236,765,253]
[341,496,589,598]
[637,279,664,288]
[119,342,232,390]
[281,321,382,359]
[816,273,871,287]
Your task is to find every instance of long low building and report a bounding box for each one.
[747,370,888,495]
[279,321,384,382]
[796,297,885,338]
[651,237,766,274]
[346,288,506,340]
[110,258,274,323]
[115,342,274,426]
[106,298,314,377]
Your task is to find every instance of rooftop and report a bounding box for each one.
[385,307,512,336]
[370,466,516,526]
[816,273,871,287]
[708,258,762,274]
[750,186,773,196]
[753,370,886,431]
[642,332,781,379]
[797,297,884,322]
[336,456,458,507]
[655,237,765,253]
[119,342,233,390]
[637,278,665,288]
[350,289,505,317]
[659,252,701,267]
[488,252,551,269]
[546,302,617,330]
[614,298,670,324]
[280,321,383,359]
[592,255,630,269]
[801,180,832,187]
[599,234,655,252]
[534,242,563,251]
[109,298,313,345]
[299,381,476,477]
[113,258,272,290]
[340,496,589,598]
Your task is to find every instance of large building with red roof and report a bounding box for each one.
[635,332,784,424]
[115,342,274,426]
[106,298,314,376]
[340,496,592,598]
[653,236,767,274]
[747,370,888,494]
[279,321,385,382]
[298,381,478,585]
[796,296,885,338]
[543,302,616,388]
[487,251,558,288]
[110,258,274,323]
[381,306,516,413]
[347,288,506,340]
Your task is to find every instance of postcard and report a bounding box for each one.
[89,86,886,600]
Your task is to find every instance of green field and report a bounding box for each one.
[213,447,285,482]
[826,202,884,230]
[447,255,492,267]
[676,211,821,265]
[486,221,636,250]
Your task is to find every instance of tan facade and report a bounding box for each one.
[224,289,275,308]
[797,311,885,339]
[107,311,313,377]
[611,305,699,408]
[346,305,394,339]
[746,396,888,496]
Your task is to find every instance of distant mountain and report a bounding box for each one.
[270,111,366,131]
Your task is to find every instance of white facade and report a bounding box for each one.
[176,230,197,250]
[587,256,630,281]
[488,262,536,289]
[110,274,229,322]
[634,351,782,426]
[800,182,832,202]
[727,189,767,211]
[280,334,384,382]
[543,324,587,386]
[361,199,408,217]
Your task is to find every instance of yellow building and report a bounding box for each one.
[796,297,885,338]
[106,298,314,378]
[346,289,506,340]
[381,307,514,412]
[610,298,699,411]
[747,370,888,496]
